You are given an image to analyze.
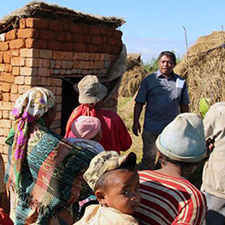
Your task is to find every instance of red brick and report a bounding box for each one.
[10,94,19,102]
[18,85,30,94]
[73,53,79,60]
[11,57,25,66]
[61,61,73,69]
[89,61,95,69]
[48,20,63,31]
[87,45,99,53]
[54,31,64,42]
[55,60,62,69]
[12,67,20,76]
[94,61,104,69]
[102,44,112,53]
[2,73,14,83]
[25,58,42,67]
[74,43,87,52]
[84,35,91,44]
[89,26,101,35]
[39,30,55,40]
[73,34,85,43]
[20,49,40,58]
[81,24,89,34]
[102,36,107,44]
[69,23,82,33]
[62,21,69,32]
[37,68,50,76]
[2,83,11,92]
[3,52,11,63]
[15,76,24,85]
[108,38,118,46]
[2,111,9,119]
[11,50,20,57]
[11,84,18,93]
[0,119,11,128]
[2,93,9,101]
[101,27,107,36]
[62,52,73,60]
[25,39,47,49]
[114,30,122,39]
[0,52,3,63]
[29,77,42,85]
[0,42,9,51]
[64,32,73,42]
[91,36,102,45]
[17,28,39,39]
[24,77,32,85]
[43,59,50,68]
[51,78,62,87]
[5,30,17,40]
[0,64,4,72]
[94,53,104,61]
[47,41,62,51]
[26,18,48,29]
[112,46,122,55]
[5,64,12,72]
[19,19,26,28]
[40,50,52,59]
[117,39,122,47]
[79,53,89,61]
[9,39,25,49]
[56,87,62,95]
[62,42,73,51]
[106,28,114,37]
[20,67,38,76]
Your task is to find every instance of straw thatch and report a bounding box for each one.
[174,31,225,113]
[0,1,125,33]
[119,54,148,97]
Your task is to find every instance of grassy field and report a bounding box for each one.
[117,96,144,163]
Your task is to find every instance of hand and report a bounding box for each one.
[132,121,141,136]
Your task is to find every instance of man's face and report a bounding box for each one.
[102,170,140,214]
[158,55,175,76]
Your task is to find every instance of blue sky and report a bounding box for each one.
[1,0,225,62]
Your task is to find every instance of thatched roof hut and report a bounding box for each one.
[175,31,225,113]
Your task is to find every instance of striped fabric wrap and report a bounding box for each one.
[5,122,98,225]
[134,170,207,225]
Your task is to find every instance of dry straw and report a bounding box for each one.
[175,31,225,113]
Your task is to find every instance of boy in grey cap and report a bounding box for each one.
[134,113,207,225]
[75,151,140,225]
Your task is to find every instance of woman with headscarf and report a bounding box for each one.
[5,87,103,225]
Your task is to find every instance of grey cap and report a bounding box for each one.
[156,113,206,163]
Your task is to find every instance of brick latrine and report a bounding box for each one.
[0,2,126,165]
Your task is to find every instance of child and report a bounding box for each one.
[75,151,140,225]
[66,115,104,153]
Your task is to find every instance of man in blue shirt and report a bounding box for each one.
[133,51,190,170]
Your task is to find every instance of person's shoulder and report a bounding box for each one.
[143,72,157,81]
[173,72,185,80]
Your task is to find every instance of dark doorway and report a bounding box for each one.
[61,77,81,137]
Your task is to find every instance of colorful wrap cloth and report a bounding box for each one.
[5,123,99,224]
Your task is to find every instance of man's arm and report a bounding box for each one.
[132,102,144,136]
[180,104,189,113]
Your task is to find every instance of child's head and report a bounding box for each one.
[71,116,102,141]
[84,151,140,214]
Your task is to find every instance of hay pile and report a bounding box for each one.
[175,31,225,113]
[119,54,148,97]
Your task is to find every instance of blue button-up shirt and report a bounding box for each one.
[135,70,190,135]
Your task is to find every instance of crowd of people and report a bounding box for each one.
[0,51,223,225]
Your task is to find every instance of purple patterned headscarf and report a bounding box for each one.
[12,87,55,173]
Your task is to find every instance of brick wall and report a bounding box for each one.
[0,17,123,164]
